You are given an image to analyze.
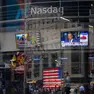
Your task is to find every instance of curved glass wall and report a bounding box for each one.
[0,0,94,93]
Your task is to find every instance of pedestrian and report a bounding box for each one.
[79,84,85,94]
[33,89,38,94]
[91,83,94,94]
[74,87,78,94]
[64,72,71,94]
[65,86,71,94]
[84,83,90,94]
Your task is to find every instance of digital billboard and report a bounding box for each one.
[61,31,88,47]
[43,67,62,88]
[5,0,30,27]
[15,33,38,48]
[16,33,28,48]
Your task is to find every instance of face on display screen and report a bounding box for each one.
[61,31,88,47]
[16,34,28,48]
[16,33,38,48]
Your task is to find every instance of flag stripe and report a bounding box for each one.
[43,76,58,78]
[43,73,59,76]
[43,70,58,73]
[43,78,61,80]
[43,84,61,88]
[43,82,61,84]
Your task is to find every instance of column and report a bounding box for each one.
[39,55,43,79]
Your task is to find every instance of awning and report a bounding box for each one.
[14,65,24,74]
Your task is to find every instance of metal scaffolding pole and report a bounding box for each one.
[24,0,27,93]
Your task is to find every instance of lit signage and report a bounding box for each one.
[43,67,62,88]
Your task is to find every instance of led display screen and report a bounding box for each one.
[5,0,30,27]
[16,33,38,48]
[61,31,88,47]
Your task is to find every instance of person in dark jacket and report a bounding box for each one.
[91,84,94,94]
[65,72,71,94]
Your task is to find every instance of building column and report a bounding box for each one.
[48,52,51,67]
[39,55,43,80]
[0,53,3,62]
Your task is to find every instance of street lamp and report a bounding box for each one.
[55,58,68,93]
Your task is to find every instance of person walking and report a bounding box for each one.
[91,83,94,94]
[65,72,71,94]
[74,87,78,94]
[79,84,85,94]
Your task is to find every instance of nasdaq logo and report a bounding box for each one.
[31,6,64,15]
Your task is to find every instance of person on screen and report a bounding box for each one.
[20,35,25,43]
[67,33,79,42]
[21,35,25,41]
[16,0,31,29]
[16,0,31,19]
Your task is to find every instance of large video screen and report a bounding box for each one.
[15,33,38,48]
[5,0,30,27]
[16,33,28,48]
[61,31,88,47]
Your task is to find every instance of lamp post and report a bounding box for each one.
[55,58,68,93]
[24,0,27,93]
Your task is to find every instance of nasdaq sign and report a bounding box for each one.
[31,6,64,15]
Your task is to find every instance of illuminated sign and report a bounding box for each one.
[43,67,62,88]
[31,6,64,15]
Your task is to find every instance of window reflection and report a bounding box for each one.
[51,53,58,67]
[71,51,81,74]
[42,54,48,68]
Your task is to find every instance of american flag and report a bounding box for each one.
[43,67,61,88]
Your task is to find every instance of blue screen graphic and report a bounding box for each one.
[6,0,25,27]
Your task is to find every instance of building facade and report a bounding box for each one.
[0,0,94,84]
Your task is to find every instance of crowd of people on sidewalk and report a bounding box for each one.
[27,82,94,94]
[28,86,64,94]
[0,82,94,94]
[78,82,94,94]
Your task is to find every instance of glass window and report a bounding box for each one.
[42,54,48,68]
[33,72,40,78]
[27,72,31,79]
[34,64,40,68]
[71,50,81,74]
[71,62,81,74]
[51,53,58,67]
